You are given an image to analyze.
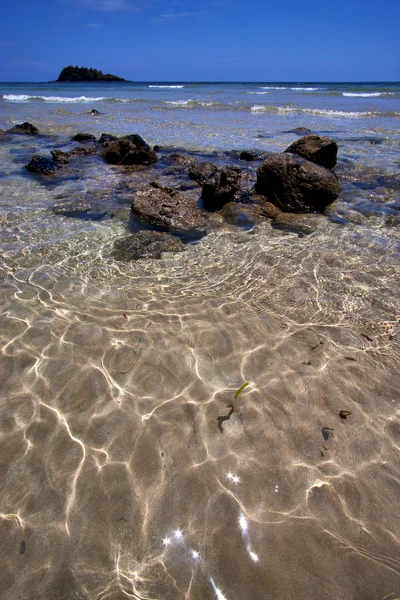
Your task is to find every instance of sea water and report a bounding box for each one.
[0,82,399,600]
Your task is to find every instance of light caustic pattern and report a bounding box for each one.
[0,219,400,600]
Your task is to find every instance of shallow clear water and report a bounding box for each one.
[0,82,399,600]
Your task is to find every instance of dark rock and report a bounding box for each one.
[285,134,338,169]
[285,127,313,135]
[220,202,278,226]
[53,197,108,220]
[51,150,71,164]
[272,212,326,235]
[72,133,97,143]
[56,66,126,82]
[255,153,340,213]
[240,151,262,161]
[70,146,97,157]
[131,182,207,231]
[153,145,161,152]
[25,155,59,175]
[99,133,118,146]
[169,154,192,166]
[188,161,218,184]
[8,122,39,135]
[89,109,101,115]
[50,146,96,164]
[102,135,157,165]
[202,169,241,211]
[112,230,185,261]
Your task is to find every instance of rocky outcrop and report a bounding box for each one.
[188,161,218,184]
[239,151,264,161]
[7,122,39,135]
[131,182,207,231]
[284,127,313,136]
[284,134,338,169]
[112,230,185,261]
[255,153,340,213]
[202,169,241,211]
[25,156,60,175]
[26,146,96,175]
[56,66,126,82]
[101,135,157,165]
[72,133,97,143]
[98,133,118,146]
[51,146,96,164]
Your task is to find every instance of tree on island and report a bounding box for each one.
[56,66,126,82]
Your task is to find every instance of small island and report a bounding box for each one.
[56,65,127,82]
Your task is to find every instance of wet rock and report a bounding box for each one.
[53,197,108,220]
[188,160,218,184]
[50,150,71,164]
[272,212,326,235]
[285,134,338,169]
[169,154,192,166]
[102,135,157,165]
[7,122,39,135]
[112,230,185,261]
[255,153,340,213]
[25,155,59,175]
[202,169,241,211]
[239,151,261,161]
[50,146,96,164]
[285,127,313,135]
[98,133,118,146]
[71,133,97,143]
[88,109,101,115]
[220,201,278,226]
[131,182,207,231]
[0,129,6,136]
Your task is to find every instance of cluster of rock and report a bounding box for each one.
[4,121,341,259]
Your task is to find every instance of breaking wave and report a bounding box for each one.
[2,94,107,103]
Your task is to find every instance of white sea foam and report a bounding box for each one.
[164,99,192,106]
[250,103,374,117]
[260,86,318,91]
[149,85,184,88]
[3,94,106,103]
[342,92,383,97]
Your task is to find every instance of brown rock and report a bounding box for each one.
[255,153,340,213]
[131,182,207,231]
[284,134,338,168]
[102,134,157,165]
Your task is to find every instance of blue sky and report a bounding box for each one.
[0,0,399,81]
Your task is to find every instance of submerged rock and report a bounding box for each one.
[112,230,185,261]
[255,153,340,213]
[50,146,96,164]
[188,160,218,184]
[102,135,157,165]
[8,122,39,135]
[239,151,263,161]
[202,169,241,211]
[285,127,313,136]
[285,134,338,169]
[25,155,59,175]
[72,133,97,143]
[131,182,207,231]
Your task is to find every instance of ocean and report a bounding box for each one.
[0,81,399,600]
